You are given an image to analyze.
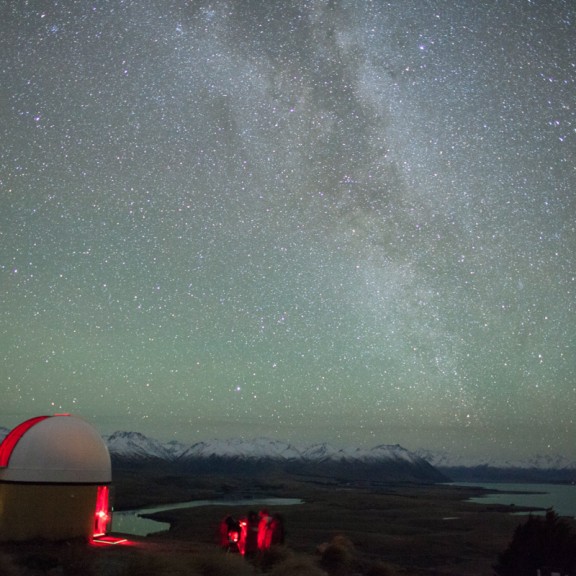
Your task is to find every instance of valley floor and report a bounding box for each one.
[4,473,572,576]
[142,478,528,575]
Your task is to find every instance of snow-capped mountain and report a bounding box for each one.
[100,431,446,482]
[298,442,418,464]
[414,449,576,483]
[105,431,187,461]
[517,454,576,470]
[103,432,425,466]
[2,424,573,482]
[415,449,576,470]
[178,437,303,461]
[299,442,353,462]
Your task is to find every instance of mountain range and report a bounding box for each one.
[105,431,422,463]
[103,431,446,482]
[415,448,576,483]
[1,426,574,482]
[414,448,576,471]
[0,426,443,482]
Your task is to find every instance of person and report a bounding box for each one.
[220,515,241,552]
[237,517,248,555]
[258,509,272,550]
[270,513,285,546]
[244,511,259,557]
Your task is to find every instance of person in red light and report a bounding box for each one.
[237,518,248,555]
[258,509,272,550]
[220,509,285,556]
[220,516,241,553]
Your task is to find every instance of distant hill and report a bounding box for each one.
[415,449,576,483]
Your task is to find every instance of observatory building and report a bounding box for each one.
[0,414,112,541]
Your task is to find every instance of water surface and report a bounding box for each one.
[112,497,303,536]
[453,482,576,517]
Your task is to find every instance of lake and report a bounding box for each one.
[112,484,576,537]
[112,497,303,536]
[452,482,576,517]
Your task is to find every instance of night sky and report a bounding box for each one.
[1,1,574,461]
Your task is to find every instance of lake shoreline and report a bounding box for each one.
[4,476,572,576]
[450,481,576,518]
[122,479,549,575]
[107,471,576,574]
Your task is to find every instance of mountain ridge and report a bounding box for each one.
[2,425,574,482]
[101,430,447,483]
[104,430,425,465]
[414,448,576,471]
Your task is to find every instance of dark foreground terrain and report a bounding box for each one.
[2,470,571,576]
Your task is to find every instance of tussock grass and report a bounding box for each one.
[121,551,173,576]
[0,539,101,576]
[361,560,398,576]
[189,551,257,576]
[116,548,261,576]
[267,556,327,576]
[254,545,294,573]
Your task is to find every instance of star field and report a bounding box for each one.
[1,1,574,460]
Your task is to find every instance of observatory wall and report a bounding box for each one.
[0,415,112,541]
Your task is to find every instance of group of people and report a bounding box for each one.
[220,509,285,556]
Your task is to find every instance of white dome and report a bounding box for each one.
[0,415,111,483]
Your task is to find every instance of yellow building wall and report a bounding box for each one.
[0,483,98,541]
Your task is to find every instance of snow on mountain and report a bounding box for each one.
[512,453,576,470]
[1,422,572,473]
[415,448,576,470]
[415,449,483,469]
[97,433,448,481]
[104,431,183,461]
[368,444,421,463]
[180,437,302,461]
[1,425,418,465]
[298,442,423,465]
[300,442,344,462]
[164,439,190,459]
[102,432,433,468]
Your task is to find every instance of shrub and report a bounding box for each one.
[318,534,356,576]
[494,509,576,576]
[257,545,295,573]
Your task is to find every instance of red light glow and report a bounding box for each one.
[220,511,284,555]
[93,485,111,538]
[238,520,247,555]
[91,536,131,546]
[0,416,49,467]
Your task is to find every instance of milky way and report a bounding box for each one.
[1,1,574,460]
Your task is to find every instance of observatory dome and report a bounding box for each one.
[0,415,111,484]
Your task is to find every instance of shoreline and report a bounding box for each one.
[131,480,544,575]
